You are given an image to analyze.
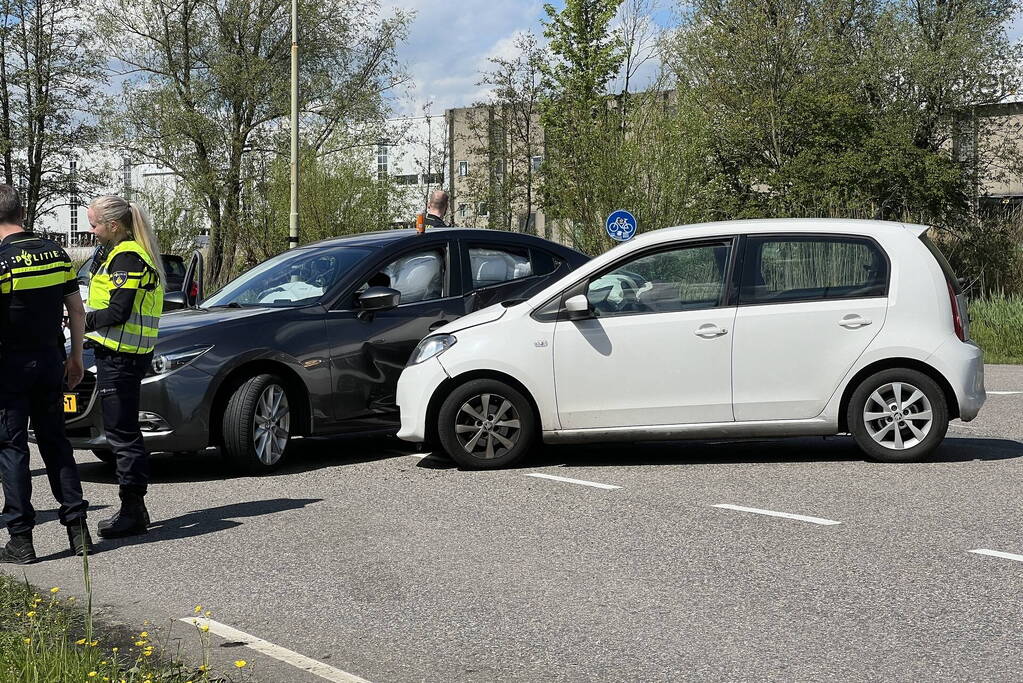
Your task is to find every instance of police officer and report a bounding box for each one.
[424,190,449,227]
[85,195,164,539]
[0,184,91,563]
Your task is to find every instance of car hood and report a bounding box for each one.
[158,306,278,340]
[436,303,508,335]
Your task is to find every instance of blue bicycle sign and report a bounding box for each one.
[606,210,637,242]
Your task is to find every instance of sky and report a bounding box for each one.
[388,1,1023,118]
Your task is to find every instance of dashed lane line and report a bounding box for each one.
[180,618,371,683]
[713,504,842,526]
[968,549,1023,563]
[987,390,1023,395]
[524,473,622,490]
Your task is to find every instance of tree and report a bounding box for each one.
[0,0,106,230]
[539,0,627,253]
[96,0,410,285]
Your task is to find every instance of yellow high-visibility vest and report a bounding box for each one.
[86,240,163,354]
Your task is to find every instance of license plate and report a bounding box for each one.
[63,393,77,413]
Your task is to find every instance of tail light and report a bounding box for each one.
[947,279,965,341]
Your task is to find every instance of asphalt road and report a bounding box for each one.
[6,365,1023,682]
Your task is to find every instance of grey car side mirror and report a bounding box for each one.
[564,294,592,320]
[358,286,401,313]
[163,291,187,311]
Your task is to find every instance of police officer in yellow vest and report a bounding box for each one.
[0,184,92,563]
[85,195,164,538]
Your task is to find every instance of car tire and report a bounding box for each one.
[437,379,536,469]
[92,449,116,465]
[848,368,949,463]
[222,373,293,473]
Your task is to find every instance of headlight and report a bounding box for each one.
[408,334,456,366]
[148,346,213,378]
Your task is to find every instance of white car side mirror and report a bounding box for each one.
[565,294,591,320]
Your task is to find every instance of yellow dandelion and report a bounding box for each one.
[23,637,31,644]
[198,665,208,672]
[100,661,107,665]
[140,631,148,638]
[200,624,209,633]
[87,673,97,678]
[26,611,36,617]
[134,640,145,646]
[234,660,247,668]
[50,587,60,594]
[204,610,212,617]
[111,647,118,653]
[67,596,76,602]
[76,638,86,645]
[194,605,202,613]
[14,612,20,617]
[88,640,98,647]
[143,651,153,657]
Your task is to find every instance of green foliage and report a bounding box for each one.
[970,294,1023,364]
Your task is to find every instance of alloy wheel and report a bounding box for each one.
[863,381,933,451]
[253,384,290,466]
[454,392,522,460]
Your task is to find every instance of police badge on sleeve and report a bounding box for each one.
[111,271,129,288]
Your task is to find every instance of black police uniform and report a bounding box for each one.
[0,232,89,562]
[424,212,448,228]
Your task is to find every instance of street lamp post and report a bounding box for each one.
[289,0,299,249]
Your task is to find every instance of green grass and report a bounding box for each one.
[970,294,1023,365]
[0,571,235,682]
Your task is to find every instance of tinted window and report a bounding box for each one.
[919,234,960,293]
[162,257,186,277]
[205,246,374,307]
[739,236,887,304]
[587,242,731,317]
[468,245,532,288]
[531,249,562,277]
[361,247,446,304]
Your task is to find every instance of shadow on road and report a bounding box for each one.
[418,435,1023,470]
[73,435,414,485]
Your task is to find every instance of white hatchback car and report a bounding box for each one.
[396,219,985,468]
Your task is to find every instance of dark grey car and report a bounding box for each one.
[64,228,588,472]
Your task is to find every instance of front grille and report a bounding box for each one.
[65,370,96,421]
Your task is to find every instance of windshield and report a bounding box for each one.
[204,246,374,307]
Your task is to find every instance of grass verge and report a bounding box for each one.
[970,294,1023,365]
[0,570,241,682]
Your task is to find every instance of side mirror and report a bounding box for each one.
[357,286,401,316]
[163,291,187,311]
[564,294,592,320]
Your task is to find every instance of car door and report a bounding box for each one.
[552,238,737,429]
[730,234,889,421]
[461,242,567,312]
[326,240,465,426]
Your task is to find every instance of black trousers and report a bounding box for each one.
[0,348,88,535]
[95,347,152,490]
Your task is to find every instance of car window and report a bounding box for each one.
[739,236,887,304]
[162,257,186,277]
[204,246,374,307]
[587,242,731,317]
[360,247,446,304]
[468,245,532,288]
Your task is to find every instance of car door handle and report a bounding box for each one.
[695,324,728,338]
[428,320,450,332]
[838,315,872,329]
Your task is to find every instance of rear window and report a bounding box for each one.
[919,234,961,294]
[162,257,186,277]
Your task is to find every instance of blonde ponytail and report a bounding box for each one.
[90,195,166,286]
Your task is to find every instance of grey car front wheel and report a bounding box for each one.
[222,373,293,472]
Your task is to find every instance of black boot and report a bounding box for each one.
[0,532,36,564]
[67,523,94,556]
[97,486,150,539]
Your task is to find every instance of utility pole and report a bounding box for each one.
[289,0,299,249]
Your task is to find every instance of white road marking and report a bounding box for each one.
[968,549,1023,563]
[180,618,371,683]
[987,390,1023,395]
[524,473,621,490]
[712,504,842,526]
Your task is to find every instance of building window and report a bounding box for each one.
[377,143,389,182]
[458,203,468,218]
[458,161,468,177]
[422,173,443,185]
[477,202,489,217]
[531,156,543,172]
[121,157,132,197]
[396,173,419,185]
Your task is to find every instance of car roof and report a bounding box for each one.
[625,218,929,247]
[301,227,587,255]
